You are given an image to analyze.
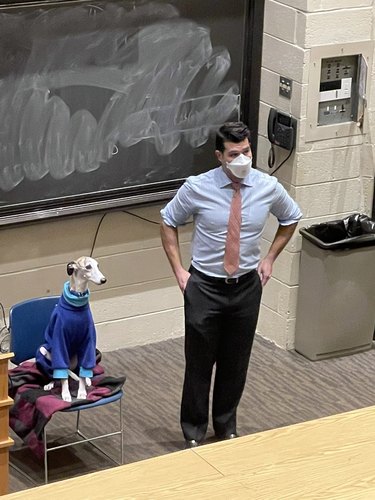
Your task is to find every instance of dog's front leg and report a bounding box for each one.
[61,379,72,402]
[77,377,88,399]
[39,347,55,391]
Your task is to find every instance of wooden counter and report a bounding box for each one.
[6,405,375,499]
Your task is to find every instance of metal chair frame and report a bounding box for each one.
[9,295,124,484]
[42,392,123,484]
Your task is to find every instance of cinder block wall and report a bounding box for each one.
[257,0,375,349]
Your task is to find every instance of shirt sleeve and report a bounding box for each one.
[271,181,303,225]
[160,177,196,227]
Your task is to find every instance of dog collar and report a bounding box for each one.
[63,281,90,307]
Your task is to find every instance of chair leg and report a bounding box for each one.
[13,396,123,485]
[75,397,123,465]
[43,426,48,484]
[76,410,81,433]
[120,396,124,465]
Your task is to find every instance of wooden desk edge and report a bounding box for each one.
[0,353,14,362]
[5,405,375,499]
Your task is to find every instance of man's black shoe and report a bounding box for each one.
[216,432,238,441]
[184,439,199,449]
[225,433,238,440]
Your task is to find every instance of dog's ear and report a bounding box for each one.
[67,261,76,276]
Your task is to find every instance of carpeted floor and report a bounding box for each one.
[8,334,375,493]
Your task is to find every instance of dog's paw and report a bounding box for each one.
[62,390,72,402]
[85,377,92,387]
[44,382,54,391]
[61,379,72,402]
[77,389,87,400]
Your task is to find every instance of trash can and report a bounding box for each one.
[295,214,375,361]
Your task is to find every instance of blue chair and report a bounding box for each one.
[9,296,124,484]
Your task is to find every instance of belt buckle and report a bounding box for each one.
[225,277,239,285]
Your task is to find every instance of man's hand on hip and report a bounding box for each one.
[176,268,191,294]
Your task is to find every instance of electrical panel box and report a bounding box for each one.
[306,42,372,142]
[318,55,357,126]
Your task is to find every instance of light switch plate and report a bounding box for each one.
[279,76,292,99]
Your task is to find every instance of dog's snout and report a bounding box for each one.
[100,278,107,284]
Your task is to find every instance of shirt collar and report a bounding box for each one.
[216,165,254,188]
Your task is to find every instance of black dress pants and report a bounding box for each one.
[181,266,262,442]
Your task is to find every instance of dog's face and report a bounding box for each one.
[67,256,107,285]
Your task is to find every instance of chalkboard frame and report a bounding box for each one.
[0,0,265,226]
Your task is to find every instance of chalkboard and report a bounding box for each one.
[0,0,253,225]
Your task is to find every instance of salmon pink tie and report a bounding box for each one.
[224,182,242,275]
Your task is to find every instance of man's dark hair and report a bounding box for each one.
[215,122,251,152]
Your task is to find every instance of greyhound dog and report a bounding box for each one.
[36,256,106,402]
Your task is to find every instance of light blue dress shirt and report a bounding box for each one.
[160,166,302,278]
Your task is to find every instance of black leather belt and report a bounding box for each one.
[190,266,256,285]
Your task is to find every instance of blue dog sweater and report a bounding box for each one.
[36,282,96,379]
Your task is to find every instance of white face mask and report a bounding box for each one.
[226,154,252,179]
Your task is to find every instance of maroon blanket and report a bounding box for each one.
[8,361,125,459]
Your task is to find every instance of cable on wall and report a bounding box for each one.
[0,302,10,353]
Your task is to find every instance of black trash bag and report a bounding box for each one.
[343,213,375,237]
[307,219,347,243]
[300,213,375,249]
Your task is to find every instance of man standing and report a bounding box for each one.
[160,122,302,448]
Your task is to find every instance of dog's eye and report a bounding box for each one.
[85,264,92,270]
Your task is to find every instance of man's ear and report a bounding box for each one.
[215,150,223,163]
[67,261,76,276]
